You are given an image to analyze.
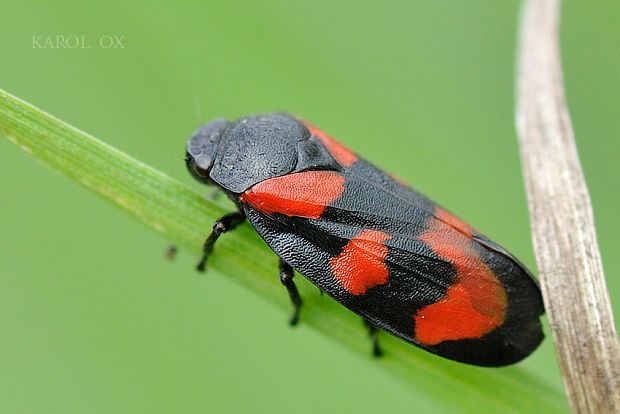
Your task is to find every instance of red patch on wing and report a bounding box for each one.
[299,120,358,167]
[414,209,507,345]
[434,207,474,237]
[330,230,392,295]
[239,171,345,219]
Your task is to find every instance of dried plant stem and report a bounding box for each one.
[516,0,620,412]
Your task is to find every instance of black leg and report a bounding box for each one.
[364,319,383,357]
[279,259,302,326]
[196,211,246,272]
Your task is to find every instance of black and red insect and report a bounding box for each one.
[185,113,544,366]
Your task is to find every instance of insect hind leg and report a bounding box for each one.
[364,318,383,357]
[279,259,303,326]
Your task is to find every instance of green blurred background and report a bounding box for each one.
[0,1,617,412]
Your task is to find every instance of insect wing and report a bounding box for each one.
[240,159,543,366]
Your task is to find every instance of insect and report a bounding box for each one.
[185,113,544,366]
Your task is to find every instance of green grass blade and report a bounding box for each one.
[0,88,568,413]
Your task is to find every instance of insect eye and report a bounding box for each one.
[189,154,212,178]
[193,163,208,177]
